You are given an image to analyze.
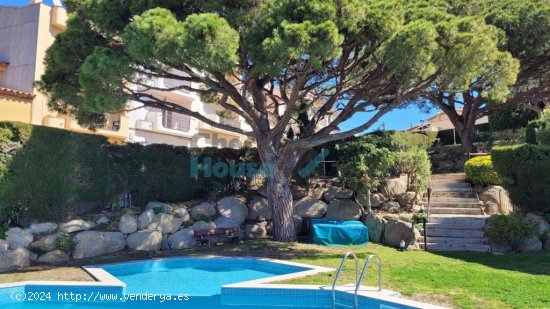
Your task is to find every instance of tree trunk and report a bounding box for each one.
[267,166,296,242]
[459,126,477,155]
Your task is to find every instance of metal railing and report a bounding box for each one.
[354,254,382,308]
[332,252,358,309]
[162,111,191,132]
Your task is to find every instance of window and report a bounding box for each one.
[103,113,121,131]
[162,111,191,132]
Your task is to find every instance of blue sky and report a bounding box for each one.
[0,0,55,6]
[1,0,438,132]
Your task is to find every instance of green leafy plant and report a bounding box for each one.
[526,119,545,144]
[492,144,550,212]
[0,223,8,240]
[534,108,550,145]
[394,147,431,193]
[56,234,76,253]
[29,245,49,257]
[486,213,539,253]
[464,155,502,186]
[192,213,211,223]
[411,212,427,230]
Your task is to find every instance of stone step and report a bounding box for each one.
[419,243,490,252]
[430,184,472,190]
[430,173,466,180]
[428,215,488,225]
[430,207,482,215]
[426,196,479,203]
[422,228,486,238]
[426,202,481,208]
[418,236,488,244]
[430,191,476,198]
[426,222,486,230]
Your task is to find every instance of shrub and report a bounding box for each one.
[394,148,431,193]
[464,155,501,186]
[336,132,401,198]
[29,245,49,257]
[535,108,550,145]
[392,131,437,149]
[526,119,544,144]
[492,144,550,212]
[0,121,260,222]
[489,105,538,132]
[486,213,539,253]
[56,234,76,253]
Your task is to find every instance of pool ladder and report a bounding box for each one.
[332,252,382,309]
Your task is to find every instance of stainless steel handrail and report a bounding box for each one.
[354,254,382,308]
[332,251,358,309]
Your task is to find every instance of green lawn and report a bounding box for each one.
[0,241,548,308]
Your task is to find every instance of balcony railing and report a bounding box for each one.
[162,111,190,132]
[103,113,121,132]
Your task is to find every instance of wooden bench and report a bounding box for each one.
[193,227,240,247]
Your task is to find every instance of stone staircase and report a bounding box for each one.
[418,173,490,252]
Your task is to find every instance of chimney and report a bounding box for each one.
[30,0,43,4]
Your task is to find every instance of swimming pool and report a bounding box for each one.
[0,257,446,309]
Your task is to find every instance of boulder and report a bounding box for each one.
[399,213,414,223]
[356,193,386,208]
[308,186,326,200]
[397,192,417,210]
[37,250,70,264]
[383,219,415,248]
[525,213,550,236]
[380,176,408,199]
[478,186,511,214]
[29,251,37,262]
[363,213,387,243]
[0,240,8,255]
[380,201,401,214]
[191,221,216,230]
[291,186,309,200]
[73,231,125,259]
[6,228,33,249]
[30,234,59,252]
[190,202,216,220]
[57,220,95,234]
[324,186,354,202]
[137,209,155,230]
[29,222,57,235]
[173,208,191,222]
[519,236,543,252]
[293,198,327,219]
[217,196,248,224]
[145,202,172,214]
[244,222,268,239]
[0,248,30,272]
[544,239,550,251]
[96,216,109,225]
[153,214,184,234]
[118,214,138,234]
[483,202,500,215]
[163,228,195,250]
[214,217,240,229]
[246,197,271,221]
[126,231,162,251]
[325,200,363,220]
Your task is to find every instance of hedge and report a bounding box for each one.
[525,119,544,144]
[492,144,550,212]
[0,122,258,221]
[464,155,501,186]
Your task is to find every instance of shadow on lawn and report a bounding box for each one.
[428,250,550,276]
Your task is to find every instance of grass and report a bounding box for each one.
[0,241,548,308]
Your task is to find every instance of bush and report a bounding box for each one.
[56,234,76,253]
[492,144,550,212]
[535,108,550,145]
[526,119,544,144]
[464,155,501,186]
[486,213,539,253]
[394,148,431,193]
[392,131,437,149]
[489,105,538,132]
[0,121,259,222]
[336,132,400,197]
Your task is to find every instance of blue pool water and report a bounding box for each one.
[100,257,307,296]
[0,257,417,309]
